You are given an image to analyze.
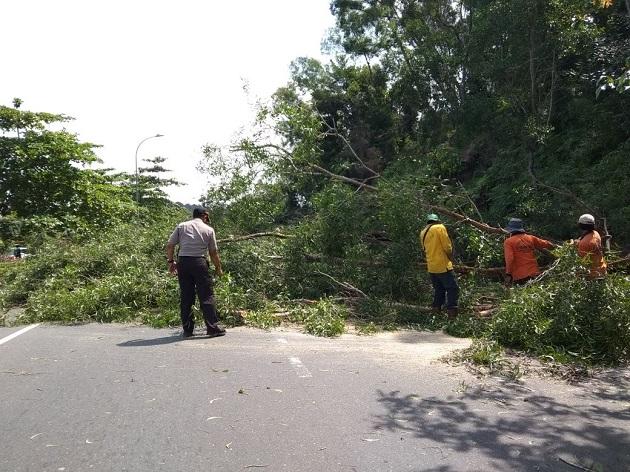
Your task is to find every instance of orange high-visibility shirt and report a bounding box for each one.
[504,233,554,281]
[577,231,607,278]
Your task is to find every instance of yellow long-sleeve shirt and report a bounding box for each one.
[420,223,454,273]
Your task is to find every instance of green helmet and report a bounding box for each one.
[426,213,440,222]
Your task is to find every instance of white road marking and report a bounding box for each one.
[0,324,40,346]
[288,356,312,378]
[276,338,313,378]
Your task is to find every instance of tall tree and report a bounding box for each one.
[137,156,182,208]
[0,101,135,230]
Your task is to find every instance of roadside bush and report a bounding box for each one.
[488,248,630,364]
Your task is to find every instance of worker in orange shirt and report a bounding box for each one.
[575,213,607,279]
[503,218,556,285]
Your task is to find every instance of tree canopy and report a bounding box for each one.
[203,0,630,245]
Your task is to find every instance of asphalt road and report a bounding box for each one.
[0,324,628,472]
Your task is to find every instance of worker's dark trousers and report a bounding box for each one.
[430,270,459,309]
[177,256,219,333]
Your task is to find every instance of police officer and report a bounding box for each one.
[166,208,226,338]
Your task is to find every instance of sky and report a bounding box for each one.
[1,0,335,204]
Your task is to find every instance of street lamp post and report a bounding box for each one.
[134,133,164,207]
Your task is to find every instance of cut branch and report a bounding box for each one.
[218,232,291,244]
[313,270,368,298]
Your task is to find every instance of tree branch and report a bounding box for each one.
[310,163,505,234]
[609,255,630,269]
[234,137,504,236]
[230,142,300,172]
[317,112,380,177]
[456,180,484,222]
[313,270,368,298]
[218,232,291,244]
[425,204,507,235]
[304,253,505,276]
[304,253,381,267]
[309,164,378,190]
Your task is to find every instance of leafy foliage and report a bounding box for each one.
[299,298,347,337]
[488,248,630,364]
[0,216,184,324]
[0,102,140,244]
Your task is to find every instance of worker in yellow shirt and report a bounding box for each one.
[419,213,459,319]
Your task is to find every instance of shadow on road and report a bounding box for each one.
[584,370,630,404]
[117,335,183,347]
[372,382,630,471]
